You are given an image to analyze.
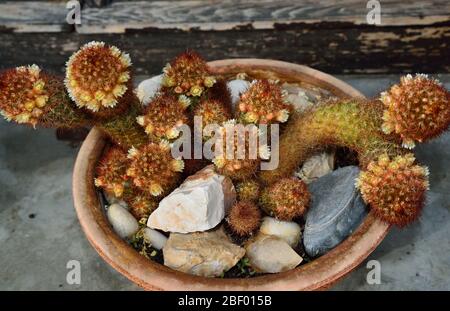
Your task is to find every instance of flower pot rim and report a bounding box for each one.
[72,58,390,291]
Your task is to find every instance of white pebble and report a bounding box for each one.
[143,228,168,250]
[259,217,301,247]
[227,79,250,110]
[107,203,139,239]
[136,75,163,106]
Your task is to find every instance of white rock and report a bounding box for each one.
[245,234,303,273]
[143,228,168,250]
[147,165,236,233]
[227,79,250,110]
[259,216,301,247]
[163,228,245,277]
[136,74,163,105]
[295,152,335,184]
[107,203,139,239]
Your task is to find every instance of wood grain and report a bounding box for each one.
[76,0,450,33]
[0,1,72,33]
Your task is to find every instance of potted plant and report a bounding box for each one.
[1,42,449,290]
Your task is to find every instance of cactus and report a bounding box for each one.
[225,201,262,240]
[193,98,232,139]
[161,50,216,99]
[65,41,132,118]
[380,74,450,148]
[237,79,292,124]
[94,146,130,198]
[259,177,310,221]
[212,120,270,181]
[97,100,148,149]
[124,190,159,220]
[235,179,260,202]
[126,141,184,197]
[0,65,88,128]
[259,99,404,185]
[356,153,429,227]
[136,93,190,141]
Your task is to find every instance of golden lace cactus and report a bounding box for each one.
[212,120,270,181]
[237,79,291,124]
[235,179,261,202]
[193,98,232,138]
[161,51,216,97]
[226,201,262,238]
[126,141,184,197]
[259,177,310,221]
[356,153,429,227]
[65,41,132,115]
[381,74,450,149]
[136,93,190,141]
[94,146,130,198]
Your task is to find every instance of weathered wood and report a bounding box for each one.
[76,0,450,34]
[0,23,448,74]
[0,1,72,33]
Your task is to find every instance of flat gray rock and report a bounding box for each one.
[304,166,368,257]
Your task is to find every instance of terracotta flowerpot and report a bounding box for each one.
[72,59,390,290]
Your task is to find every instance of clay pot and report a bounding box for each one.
[72,59,390,290]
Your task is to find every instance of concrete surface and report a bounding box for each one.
[0,75,449,291]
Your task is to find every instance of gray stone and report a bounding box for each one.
[304,166,368,257]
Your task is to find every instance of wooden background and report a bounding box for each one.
[0,0,449,75]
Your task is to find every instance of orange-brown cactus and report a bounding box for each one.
[259,177,310,221]
[193,98,232,138]
[237,79,292,124]
[235,179,261,203]
[381,74,450,148]
[65,41,132,117]
[94,146,130,198]
[356,153,429,227]
[212,120,270,181]
[136,93,190,141]
[161,51,216,97]
[0,65,88,128]
[124,190,159,220]
[126,141,184,197]
[226,201,262,238]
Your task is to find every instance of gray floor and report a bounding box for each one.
[0,75,448,291]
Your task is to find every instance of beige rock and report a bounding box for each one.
[163,228,245,277]
[259,217,301,247]
[147,166,236,233]
[143,228,168,250]
[107,203,139,239]
[295,152,335,184]
[245,234,303,273]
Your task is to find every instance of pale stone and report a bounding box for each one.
[227,79,250,109]
[136,74,163,105]
[142,228,167,250]
[295,152,335,184]
[259,216,301,247]
[104,192,128,209]
[245,234,303,273]
[106,203,139,239]
[147,165,236,233]
[163,228,245,277]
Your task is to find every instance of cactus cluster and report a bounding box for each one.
[259,177,310,221]
[380,74,450,148]
[356,153,429,227]
[136,93,190,141]
[237,79,291,124]
[126,141,184,197]
[161,51,216,98]
[193,98,232,137]
[226,201,262,239]
[125,190,159,220]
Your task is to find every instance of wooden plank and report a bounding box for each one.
[76,0,450,34]
[0,1,72,33]
[0,23,448,75]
